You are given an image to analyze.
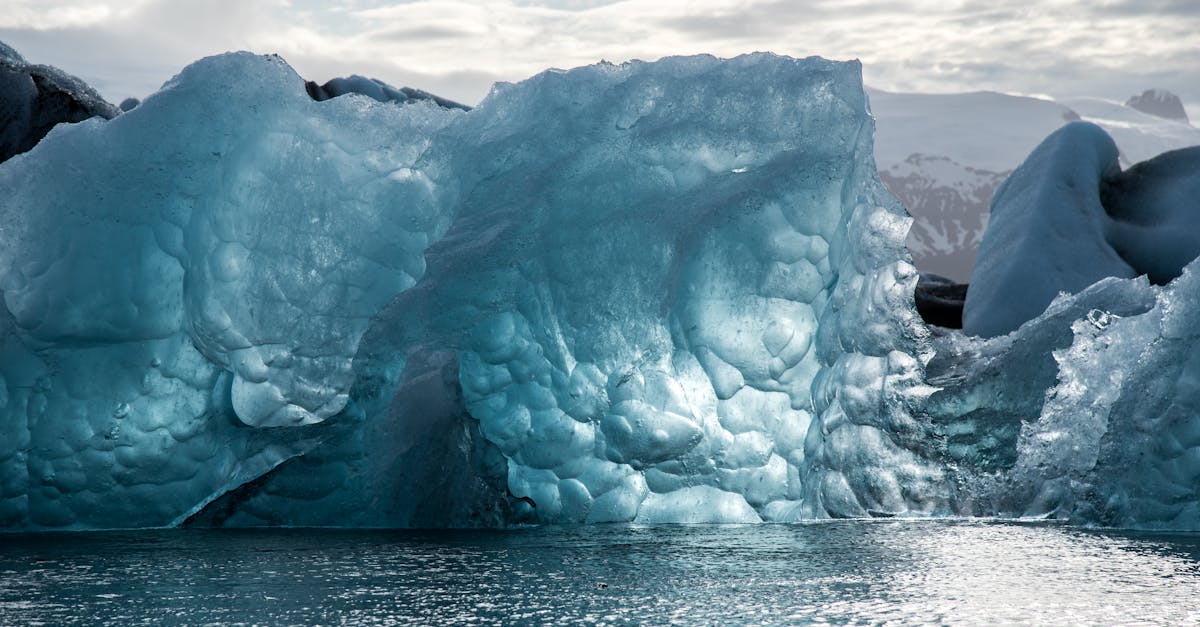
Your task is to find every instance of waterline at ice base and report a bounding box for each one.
[2,47,1200,531]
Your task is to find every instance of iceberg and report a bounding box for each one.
[0,52,464,528]
[0,47,120,163]
[3,44,1199,532]
[0,49,939,529]
[931,122,1200,530]
[963,122,1137,337]
[305,74,470,111]
[964,122,1200,337]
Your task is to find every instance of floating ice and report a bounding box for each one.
[963,123,1136,337]
[0,52,463,528]
[965,122,1200,338]
[305,74,470,110]
[0,48,119,163]
[0,50,939,529]
[3,47,1199,532]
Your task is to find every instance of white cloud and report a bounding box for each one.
[0,0,1196,111]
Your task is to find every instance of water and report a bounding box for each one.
[2,520,1199,625]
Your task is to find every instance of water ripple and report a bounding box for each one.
[1,521,1199,625]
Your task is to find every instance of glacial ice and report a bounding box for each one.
[305,74,470,111]
[0,52,465,528]
[965,122,1200,337]
[3,46,1200,532]
[1104,146,1200,284]
[963,122,1137,337]
[0,50,941,529]
[0,48,120,163]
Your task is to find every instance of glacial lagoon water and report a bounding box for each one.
[2,521,1199,625]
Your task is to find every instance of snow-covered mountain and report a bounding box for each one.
[871,88,1200,281]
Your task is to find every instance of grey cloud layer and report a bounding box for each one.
[1,0,1197,114]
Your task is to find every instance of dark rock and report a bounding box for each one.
[118,97,140,112]
[1125,89,1189,123]
[915,273,967,329]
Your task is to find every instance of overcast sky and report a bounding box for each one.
[2,0,1198,117]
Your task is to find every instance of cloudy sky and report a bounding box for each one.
[2,0,1198,116]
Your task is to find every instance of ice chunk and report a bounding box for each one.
[0,52,462,429]
[903,121,1200,530]
[0,51,464,528]
[963,123,1136,337]
[1104,146,1200,284]
[0,41,23,62]
[0,51,935,529]
[930,265,1200,530]
[16,48,1200,531]
[0,40,119,163]
[364,53,935,524]
[306,74,470,110]
[965,122,1200,338]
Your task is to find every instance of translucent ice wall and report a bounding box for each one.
[373,55,940,523]
[0,53,463,528]
[0,51,938,529]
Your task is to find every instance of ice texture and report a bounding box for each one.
[963,123,1135,337]
[0,43,120,163]
[381,55,934,523]
[0,41,23,62]
[964,122,1200,338]
[0,50,941,529]
[927,121,1200,530]
[9,48,1199,532]
[0,52,463,528]
[927,268,1200,529]
[1103,146,1200,284]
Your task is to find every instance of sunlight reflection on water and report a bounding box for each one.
[2,520,1199,625]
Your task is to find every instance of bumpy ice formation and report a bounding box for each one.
[3,46,1200,531]
[0,51,939,529]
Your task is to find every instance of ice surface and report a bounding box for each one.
[927,267,1200,529]
[284,53,936,525]
[963,122,1136,337]
[1104,146,1200,284]
[932,119,1200,529]
[0,43,120,163]
[0,41,23,62]
[0,50,943,529]
[4,47,1200,531]
[0,52,463,528]
[306,75,470,110]
[965,122,1200,337]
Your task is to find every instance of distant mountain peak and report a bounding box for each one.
[1125,89,1189,123]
